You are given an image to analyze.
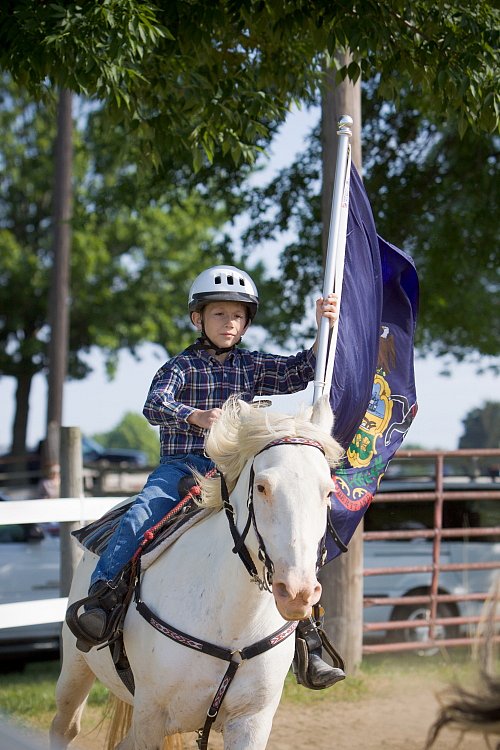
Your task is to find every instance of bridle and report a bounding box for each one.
[135,436,346,749]
[220,436,331,591]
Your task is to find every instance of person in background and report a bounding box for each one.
[37,462,60,500]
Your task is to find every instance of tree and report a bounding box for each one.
[0,77,232,454]
[240,82,500,365]
[0,1,497,173]
[361,86,499,364]
[93,412,160,466]
[459,402,500,449]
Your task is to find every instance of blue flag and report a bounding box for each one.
[327,165,419,561]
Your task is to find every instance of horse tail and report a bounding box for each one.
[105,695,183,750]
[163,735,184,750]
[105,695,133,750]
[425,573,500,748]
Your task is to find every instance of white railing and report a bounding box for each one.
[0,497,122,630]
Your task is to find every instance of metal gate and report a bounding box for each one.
[362,448,500,654]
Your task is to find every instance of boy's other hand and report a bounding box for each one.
[188,408,223,430]
[316,293,338,329]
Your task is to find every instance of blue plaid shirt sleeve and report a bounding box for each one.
[143,362,196,426]
[252,347,316,395]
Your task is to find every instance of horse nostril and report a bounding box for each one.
[273,582,289,600]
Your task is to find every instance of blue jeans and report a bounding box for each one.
[90,453,214,585]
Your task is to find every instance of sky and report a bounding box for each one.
[1,106,498,453]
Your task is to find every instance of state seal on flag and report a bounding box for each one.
[346,371,393,468]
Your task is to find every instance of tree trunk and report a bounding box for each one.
[319,51,364,673]
[46,88,73,467]
[11,371,34,456]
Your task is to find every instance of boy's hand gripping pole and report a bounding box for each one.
[313,115,353,405]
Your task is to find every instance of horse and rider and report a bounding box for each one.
[67,264,345,692]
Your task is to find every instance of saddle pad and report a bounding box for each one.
[72,496,216,563]
[72,498,135,556]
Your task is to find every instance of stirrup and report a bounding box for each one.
[293,614,345,690]
[66,577,129,652]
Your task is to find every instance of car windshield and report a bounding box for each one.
[81,436,105,457]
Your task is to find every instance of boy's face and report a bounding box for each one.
[192,301,250,348]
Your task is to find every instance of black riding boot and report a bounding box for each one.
[293,613,345,690]
[66,577,129,653]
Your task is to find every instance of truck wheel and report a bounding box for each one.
[391,602,458,656]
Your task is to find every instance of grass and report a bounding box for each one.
[0,648,486,734]
[281,647,484,705]
[0,659,109,737]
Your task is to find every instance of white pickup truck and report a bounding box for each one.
[0,519,61,662]
[362,475,500,649]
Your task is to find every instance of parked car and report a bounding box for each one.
[0,437,147,488]
[363,473,500,650]
[81,436,147,469]
[0,508,61,663]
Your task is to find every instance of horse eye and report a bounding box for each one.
[256,484,266,494]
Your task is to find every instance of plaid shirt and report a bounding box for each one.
[143,341,316,456]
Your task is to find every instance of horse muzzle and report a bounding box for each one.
[272,577,322,621]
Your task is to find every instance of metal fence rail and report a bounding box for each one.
[362,448,500,655]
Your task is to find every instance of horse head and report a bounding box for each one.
[200,395,344,621]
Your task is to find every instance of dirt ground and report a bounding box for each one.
[67,668,492,750]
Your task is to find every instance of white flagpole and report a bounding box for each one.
[323,146,351,396]
[313,115,353,404]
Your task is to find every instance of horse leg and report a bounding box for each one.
[116,698,170,750]
[222,708,276,750]
[49,640,96,749]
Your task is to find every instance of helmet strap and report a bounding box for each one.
[191,308,247,356]
[196,330,241,356]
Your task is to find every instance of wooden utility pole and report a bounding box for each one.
[45,89,73,471]
[319,52,364,673]
[321,55,362,260]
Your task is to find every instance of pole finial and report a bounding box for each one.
[337,115,353,137]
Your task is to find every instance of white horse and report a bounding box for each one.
[50,396,343,750]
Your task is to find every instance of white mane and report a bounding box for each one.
[196,395,344,508]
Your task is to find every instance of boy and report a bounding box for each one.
[71,265,343,689]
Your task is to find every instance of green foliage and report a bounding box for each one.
[362,86,500,363]
[0,1,498,171]
[0,85,51,377]
[241,84,500,364]
[458,401,500,449]
[0,75,234,451]
[93,412,160,465]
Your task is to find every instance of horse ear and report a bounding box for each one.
[310,394,334,434]
[236,399,252,418]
